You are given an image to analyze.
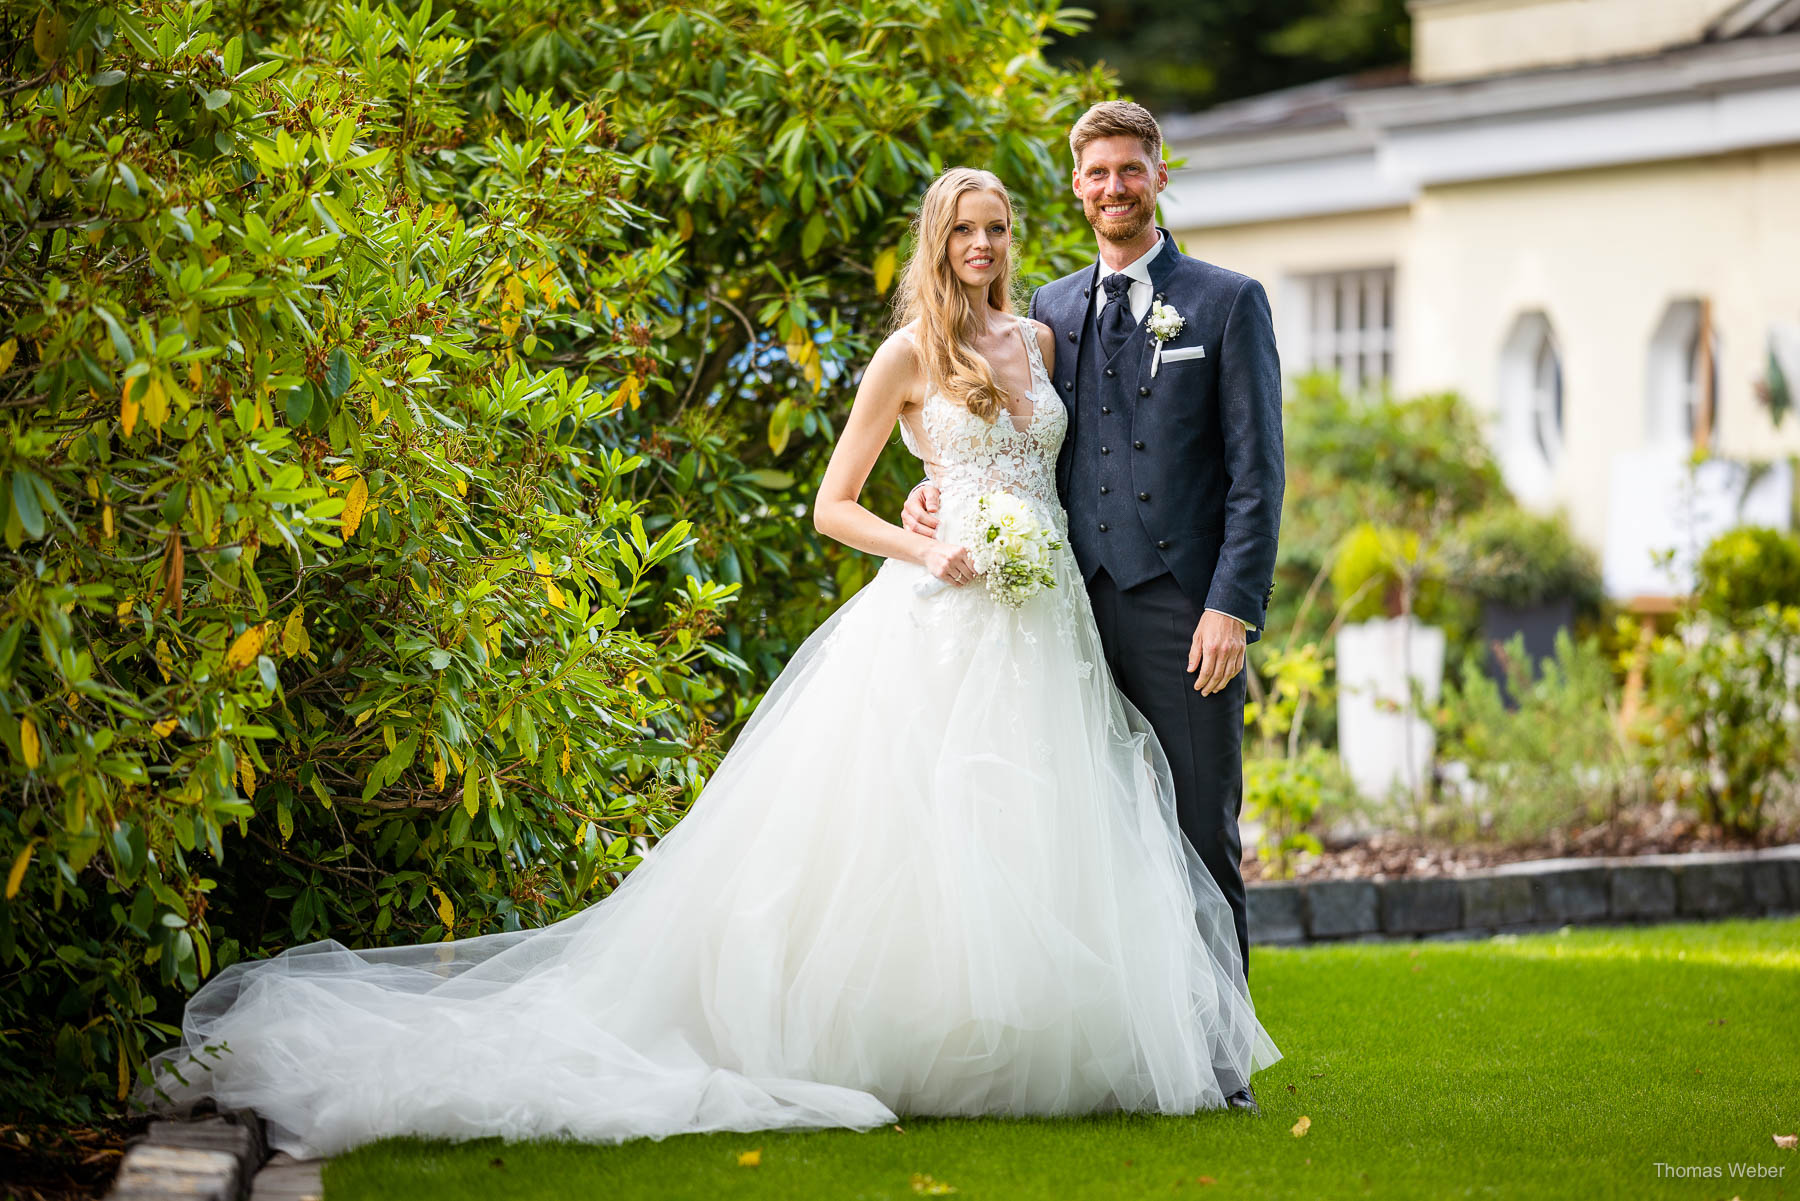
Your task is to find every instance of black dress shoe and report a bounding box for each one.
[1224,1086,1260,1115]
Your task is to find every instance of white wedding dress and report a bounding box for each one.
[148,317,1280,1157]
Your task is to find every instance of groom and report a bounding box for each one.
[904,102,1285,1110]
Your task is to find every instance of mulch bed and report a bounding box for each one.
[0,1118,140,1201]
[1241,806,1800,884]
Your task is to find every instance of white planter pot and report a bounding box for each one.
[1336,616,1447,804]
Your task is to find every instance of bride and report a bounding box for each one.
[147,167,1280,1158]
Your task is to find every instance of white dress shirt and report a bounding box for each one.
[1092,232,1255,634]
[1090,230,1164,326]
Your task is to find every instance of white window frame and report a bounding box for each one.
[1281,266,1396,395]
[1498,311,1564,505]
[1647,298,1720,453]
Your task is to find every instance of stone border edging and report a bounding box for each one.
[105,1107,322,1201]
[1248,844,1800,945]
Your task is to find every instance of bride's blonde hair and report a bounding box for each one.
[892,167,1019,423]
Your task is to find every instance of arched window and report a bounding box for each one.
[1647,299,1719,451]
[1498,312,1563,503]
[1530,330,1564,465]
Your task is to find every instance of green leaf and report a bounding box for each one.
[800,212,827,260]
[742,469,794,491]
[10,472,44,540]
[285,382,314,427]
[324,347,353,399]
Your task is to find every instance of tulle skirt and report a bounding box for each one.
[146,506,1280,1157]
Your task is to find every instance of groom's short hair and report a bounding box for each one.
[1069,101,1163,168]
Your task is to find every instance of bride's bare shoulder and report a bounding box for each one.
[860,324,927,408]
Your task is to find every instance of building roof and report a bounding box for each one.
[1158,12,1800,230]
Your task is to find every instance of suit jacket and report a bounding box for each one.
[1028,229,1285,641]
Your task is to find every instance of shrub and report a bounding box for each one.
[1443,505,1603,611]
[0,0,735,1122]
[1272,376,1502,698]
[1694,526,1800,620]
[1638,604,1800,837]
[1434,631,1640,844]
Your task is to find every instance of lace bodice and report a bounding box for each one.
[897,317,1067,533]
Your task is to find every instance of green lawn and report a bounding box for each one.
[325,918,1800,1200]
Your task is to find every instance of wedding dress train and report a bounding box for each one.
[147,317,1280,1156]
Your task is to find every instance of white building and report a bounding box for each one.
[1161,0,1800,599]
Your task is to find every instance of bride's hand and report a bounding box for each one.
[922,543,977,587]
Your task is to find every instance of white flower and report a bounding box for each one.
[1147,300,1187,377]
[968,492,1062,608]
[1147,300,1185,343]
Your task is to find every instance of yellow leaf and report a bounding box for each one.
[330,464,358,481]
[340,476,368,540]
[736,1149,761,1167]
[120,377,140,437]
[102,504,114,540]
[1291,1115,1312,1138]
[453,477,467,497]
[85,475,99,501]
[189,360,203,390]
[152,717,178,738]
[154,639,174,682]
[239,755,256,798]
[115,599,132,619]
[0,337,16,374]
[560,736,570,774]
[545,579,566,609]
[32,9,66,61]
[462,762,479,817]
[370,393,385,424]
[614,374,641,412]
[5,839,36,900]
[282,608,310,658]
[433,754,448,792]
[19,716,41,769]
[676,210,694,241]
[142,374,169,431]
[874,247,898,294]
[500,274,523,339]
[430,885,454,930]
[225,623,267,671]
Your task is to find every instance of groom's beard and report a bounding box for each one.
[1082,193,1154,245]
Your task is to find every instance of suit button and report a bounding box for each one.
[1138,492,1150,501]
[1062,380,1072,390]
[1099,486,1110,495]
[1098,523,1109,532]
[1104,368,1115,378]
[1101,406,1111,415]
[1157,540,1170,549]
[1067,331,1077,342]
[1100,446,1110,455]
[1133,440,1144,450]
[1138,386,1150,397]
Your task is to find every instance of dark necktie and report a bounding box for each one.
[1098,272,1134,361]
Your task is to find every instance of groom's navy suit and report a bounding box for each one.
[1029,229,1284,979]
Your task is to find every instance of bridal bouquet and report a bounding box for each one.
[968,492,1060,607]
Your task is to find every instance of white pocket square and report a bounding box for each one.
[1159,345,1206,362]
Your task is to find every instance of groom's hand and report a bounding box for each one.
[1187,610,1247,696]
[901,483,941,536]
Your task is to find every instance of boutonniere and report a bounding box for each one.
[1146,298,1185,377]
